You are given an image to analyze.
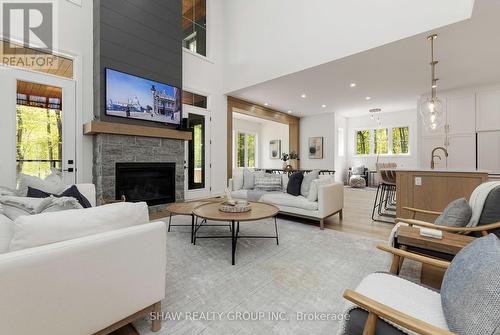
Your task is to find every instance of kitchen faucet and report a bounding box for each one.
[431,146,448,169]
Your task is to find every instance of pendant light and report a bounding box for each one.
[370,108,382,126]
[419,34,445,132]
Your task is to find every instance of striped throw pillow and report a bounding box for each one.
[254,174,282,191]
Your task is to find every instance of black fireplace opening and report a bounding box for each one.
[116,162,176,206]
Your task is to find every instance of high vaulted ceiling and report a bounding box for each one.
[229,0,500,118]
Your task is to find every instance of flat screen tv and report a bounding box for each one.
[105,68,182,126]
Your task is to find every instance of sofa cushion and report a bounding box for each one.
[255,174,282,191]
[9,202,149,251]
[435,198,472,227]
[261,192,318,211]
[17,171,66,196]
[243,169,264,190]
[307,178,331,202]
[441,234,500,335]
[0,186,17,196]
[27,185,92,208]
[0,196,45,220]
[286,171,303,196]
[232,169,244,191]
[300,170,320,198]
[0,214,13,253]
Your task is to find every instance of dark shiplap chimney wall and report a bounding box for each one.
[93,0,182,127]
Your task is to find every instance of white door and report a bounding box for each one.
[184,106,211,200]
[0,67,77,187]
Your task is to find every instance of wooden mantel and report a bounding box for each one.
[83,121,192,141]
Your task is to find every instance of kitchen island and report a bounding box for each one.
[395,168,489,221]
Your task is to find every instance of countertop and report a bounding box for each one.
[385,168,490,173]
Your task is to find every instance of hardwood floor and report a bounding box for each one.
[112,187,392,335]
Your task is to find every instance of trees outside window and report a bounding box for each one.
[356,130,370,155]
[236,132,257,168]
[355,127,410,155]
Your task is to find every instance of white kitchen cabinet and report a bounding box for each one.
[478,131,500,174]
[447,134,477,170]
[446,94,476,134]
[476,88,500,131]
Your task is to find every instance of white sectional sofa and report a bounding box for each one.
[229,170,344,229]
[0,184,166,335]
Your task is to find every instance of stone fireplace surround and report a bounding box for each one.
[93,134,185,210]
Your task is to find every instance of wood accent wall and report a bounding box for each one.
[227,96,300,178]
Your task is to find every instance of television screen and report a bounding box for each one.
[105,68,182,125]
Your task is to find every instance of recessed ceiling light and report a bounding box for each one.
[350,83,356,88]
[301,94,307,98]
[321,104,326,108]
[288,110,292,114]
[365,96,371,100]
[264,102,269,106]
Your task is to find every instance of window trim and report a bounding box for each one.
[353,125,411,157]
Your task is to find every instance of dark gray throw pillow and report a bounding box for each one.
[434,198,472,227]
[441,234,500,335]
[478,186,500,238]
[286,172,303,196]
[27,185,92,208]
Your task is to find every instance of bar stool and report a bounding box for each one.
[371,163,397,223]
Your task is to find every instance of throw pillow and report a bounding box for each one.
[352,165,365,176]
[17,171,65,196]
[9,201,149,251]
[27,185,92,208]
[301,170,320,198]
[287,172,304,196]
[0,196,45,220]
[307,178,331,202]
[435,198,472,227]
[243,169,264,190]
[254,174,282,191]
[281,174,289,192]
[0,186,16,197]
[441,234,500,335]
[35,196,83,213]
[478,185,500,238]
[0,214,13,254]
[232,169,244,191]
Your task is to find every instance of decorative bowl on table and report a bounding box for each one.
[219,201,251,213]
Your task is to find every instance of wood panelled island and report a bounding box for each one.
[396,169,489,221]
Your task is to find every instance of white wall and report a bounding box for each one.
[222,0,473,93]
[260,122,289,169]
[183,0,227,197]
[334,114,347,183]
[299,113,335,170]
[346,109,418,173]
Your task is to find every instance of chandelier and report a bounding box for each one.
[419,34,445,132]
[370,108,382,126]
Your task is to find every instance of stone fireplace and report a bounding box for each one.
[93,133,185,208]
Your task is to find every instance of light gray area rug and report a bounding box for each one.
[134,216,398,335]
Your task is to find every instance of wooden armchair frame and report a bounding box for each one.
[342,244,455,335]
[400,206,500,237]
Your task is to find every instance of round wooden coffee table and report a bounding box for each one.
[166,201,230,243]
[193,202,279,265]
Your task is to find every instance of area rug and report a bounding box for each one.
[134,216,403,335]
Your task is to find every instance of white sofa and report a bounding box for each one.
[229,173,344,229]
[0,184,166,335]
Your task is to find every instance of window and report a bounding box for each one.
[374,128,389,154]
[392,127,409,154]
[355,126,410,155]
[356,130,370,155]
[188,113,205,189]
[182,90,207,109]
[182,0,207,57]
[235,132,257,168]
[16,81,63,179]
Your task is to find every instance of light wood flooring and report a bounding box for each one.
[111,187,392,335]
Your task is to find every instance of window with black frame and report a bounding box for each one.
[182,0,207,57]
[188,113,205,190]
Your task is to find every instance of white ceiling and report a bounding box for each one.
[230,0,500,118]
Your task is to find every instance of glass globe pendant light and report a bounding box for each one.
[419,34,445,132]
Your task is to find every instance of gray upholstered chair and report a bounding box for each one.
[340,234,500,335]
